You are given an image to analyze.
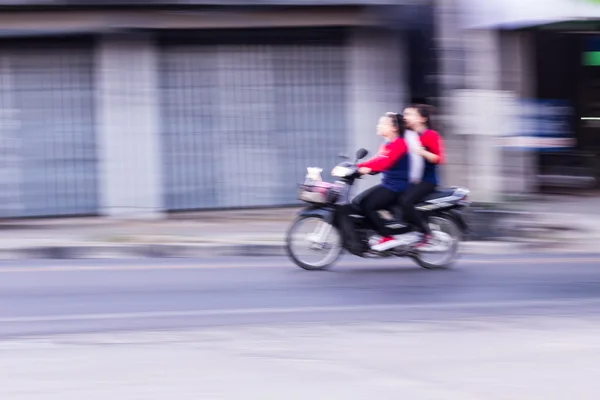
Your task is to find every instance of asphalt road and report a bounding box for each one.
[3,253,600,399]
[2,253,600,337]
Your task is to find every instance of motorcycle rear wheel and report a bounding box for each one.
[413,216,461,269]
[285,215,344,271]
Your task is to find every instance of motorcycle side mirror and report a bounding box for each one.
[355,148,368,161]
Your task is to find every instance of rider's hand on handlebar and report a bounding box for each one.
[358,167,372,175]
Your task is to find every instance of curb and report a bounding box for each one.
[0,240,571,260]
[0,244,287,260]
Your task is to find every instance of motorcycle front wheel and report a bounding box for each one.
[285,215,344,271]
[413,215,461,270]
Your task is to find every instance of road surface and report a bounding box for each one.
[1,254,600,399]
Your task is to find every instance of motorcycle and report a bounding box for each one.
[285,148,471,270]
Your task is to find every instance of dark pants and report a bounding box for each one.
[400,181,436,235]
[353,184,398,237]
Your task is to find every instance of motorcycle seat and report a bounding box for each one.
[421,188,458,203]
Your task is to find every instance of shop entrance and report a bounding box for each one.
[534,30,600,193]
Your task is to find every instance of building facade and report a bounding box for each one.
[440,0,600,200]
[0,1,438,218]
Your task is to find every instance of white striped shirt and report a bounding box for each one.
[404,130,425,183]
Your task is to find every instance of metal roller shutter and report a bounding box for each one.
[160,29,347,211]
[0,38,98,217]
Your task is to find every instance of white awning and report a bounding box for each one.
[458,0,600,29]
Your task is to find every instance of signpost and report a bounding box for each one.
[503,99,575,151]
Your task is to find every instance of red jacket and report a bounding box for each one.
[419,130,445,185]
[358,138,409,192]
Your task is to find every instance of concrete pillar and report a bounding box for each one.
[434,0,465,94]
[96,33,164,219]
[518,32,539,195]
[499,31,538,196]
[465,29,501,90]
[433,0,469,190]
[461,29,504,203]
[346,28,408,194]
[500,31,535,98]
[0,54,22,217]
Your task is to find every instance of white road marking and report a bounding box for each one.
[0,257,597,273]
[3,297,600,324]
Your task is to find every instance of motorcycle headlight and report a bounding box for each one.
[331,166,353,178]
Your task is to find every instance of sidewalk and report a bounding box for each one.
[0,196,598,259]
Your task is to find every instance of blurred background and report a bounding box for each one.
[4,2,600,398]
[0,0,596,222]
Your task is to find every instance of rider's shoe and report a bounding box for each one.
[371,236,402,252]
[413,233,434,249]
[413,233,447,252]
[370,232,423,252]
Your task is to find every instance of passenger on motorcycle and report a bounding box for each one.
[400,104,446,248]
[353,112,411,252]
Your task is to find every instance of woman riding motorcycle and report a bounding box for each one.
[353,112,411,252]
[400,104,446,248]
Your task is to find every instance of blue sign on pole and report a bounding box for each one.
[503,99,575,151]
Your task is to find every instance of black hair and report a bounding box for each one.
[383,112,406,137]
[408,103,435,130]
